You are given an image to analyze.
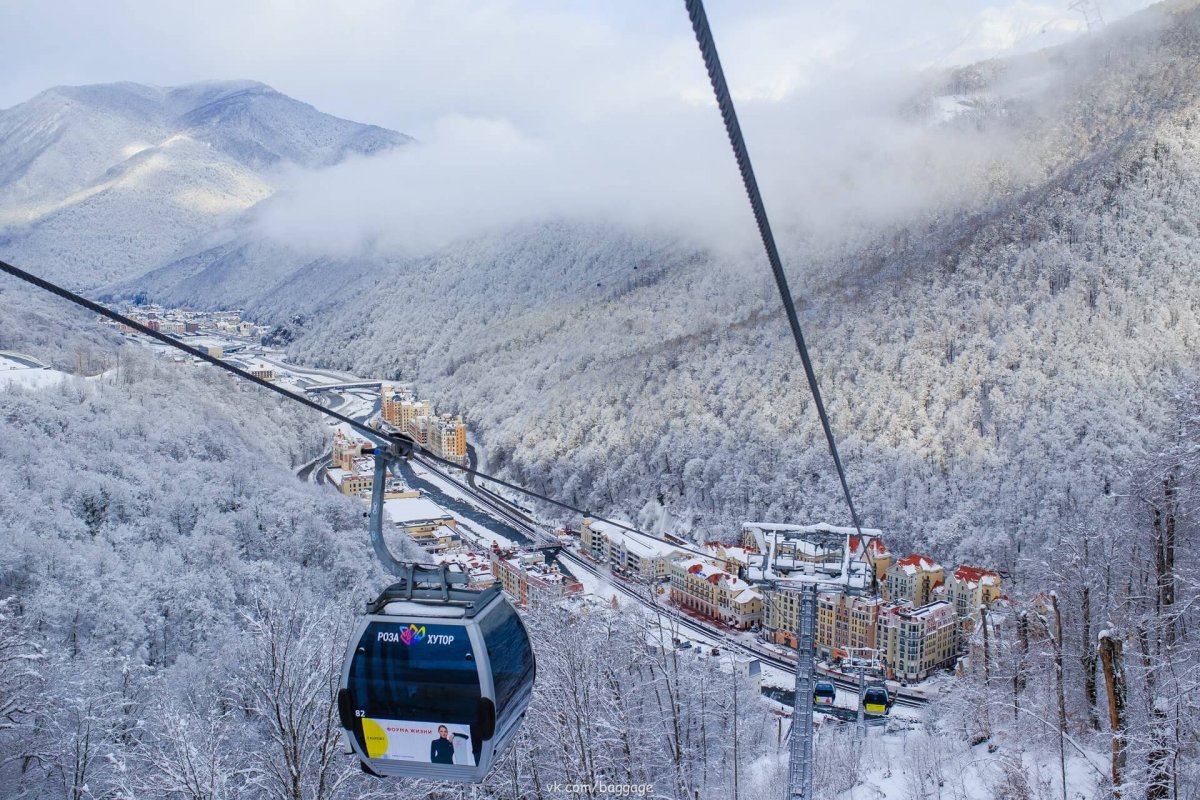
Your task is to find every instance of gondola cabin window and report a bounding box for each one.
[479,603,536,712]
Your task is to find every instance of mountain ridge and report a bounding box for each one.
[5,4,1200,559]
[0,79,410,288]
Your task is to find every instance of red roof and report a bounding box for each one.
[953,565,1001,585]
[897,554,940,569]
[852,535,891,555]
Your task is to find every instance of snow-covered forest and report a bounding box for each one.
[0,352,373,797]
[0,349,1194,798]
[2,1,1200,798]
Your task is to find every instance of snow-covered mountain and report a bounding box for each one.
[5,5,1200,563]
[3,8,1200,800]
[176,0,1200,564]
[0,80,408,288]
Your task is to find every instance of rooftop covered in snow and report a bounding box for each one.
[384,496,454,525]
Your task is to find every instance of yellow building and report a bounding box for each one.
[580,517,610,562]
[815,591,883,662]
[669,557,763,629]
[884,555,944,606]
[948,565,1003,630]
[332,428,372,471]
[764,587,883,659]
[381,385,430,429]
[764,586,805,648]
[380,384,404,426]
[877,600,958,682]
[339,473,373,497]
[400,401,431,429]
[429,414,468,464]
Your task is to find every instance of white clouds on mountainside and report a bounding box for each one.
[250,1,1166,262]
[1,1,1162,267]
[255,94,997,261]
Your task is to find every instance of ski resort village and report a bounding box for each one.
[101,308,1009,696]
[323,379,1007,692]
[6,5,1200,797]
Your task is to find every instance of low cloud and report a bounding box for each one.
[257,109,751,257]
[246,1,1163,262]
[256,67,1034,262]
[4,0,1152,262]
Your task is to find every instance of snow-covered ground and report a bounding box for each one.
[838,722,1105,800]
[452,517,519,551]
[564,560,622,603]
[0,354,70,388]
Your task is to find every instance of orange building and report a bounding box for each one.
[491,551,582,607]
[948,565,1003,630]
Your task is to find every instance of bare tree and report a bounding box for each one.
[1099,630,1128,795]
[116,705,246,800]
[240,596,360,800]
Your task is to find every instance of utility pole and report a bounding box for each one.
[786,584,818,800]
[732,654,740,800]
[856,666,866,741]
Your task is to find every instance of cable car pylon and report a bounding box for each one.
[856,666,866,741]
[364,439,416,576]
[786,585,818,800]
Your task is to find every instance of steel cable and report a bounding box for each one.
[683,0,864,536]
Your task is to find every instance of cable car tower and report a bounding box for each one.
[765,532,872,800]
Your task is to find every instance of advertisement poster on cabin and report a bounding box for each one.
[361,717,475,766]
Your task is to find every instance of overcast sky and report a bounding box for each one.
[1,0,1162,257]
[1,1,1156,133]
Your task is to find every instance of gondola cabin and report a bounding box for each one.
[813,681,836,707]
[862,683,890,716]
[338,566,535,782]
